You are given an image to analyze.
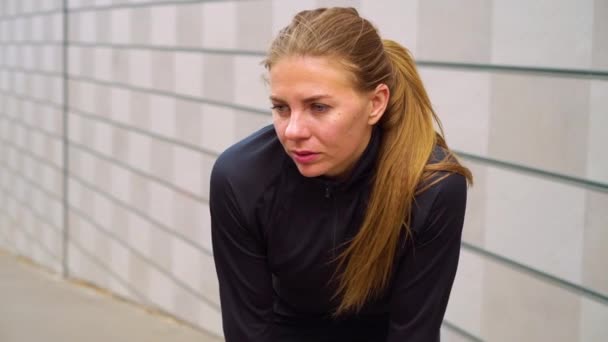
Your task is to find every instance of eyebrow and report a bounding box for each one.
[269,94,332,103]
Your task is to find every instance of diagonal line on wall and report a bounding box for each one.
[66,237,149,304]
[0,115,63,143]
[0,8,62,20]
[67,171,213,257]
[0,190,64,262]
[66,139,210,203]
[1,159,64,209]
[68,203,221,311]
[457,151,608,194]
[0,135,213,258]
[0,89,64,110]
[0,87,222,158]
[0,113,212,203]
[461,241,608,306]
[1,161,224,326]
[67,74,270,114]
[442,320,484,342]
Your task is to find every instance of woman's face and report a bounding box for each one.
[269,56,388,179]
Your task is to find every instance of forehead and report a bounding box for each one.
[269,55,358,98]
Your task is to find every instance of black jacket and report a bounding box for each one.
[210,125,467,341]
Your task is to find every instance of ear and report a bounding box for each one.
[367,83,389,125]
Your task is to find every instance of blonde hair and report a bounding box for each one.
[264,7,473,315]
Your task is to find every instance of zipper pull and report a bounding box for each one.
[325,185,331,199]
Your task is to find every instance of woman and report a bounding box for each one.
[210,7,473,342]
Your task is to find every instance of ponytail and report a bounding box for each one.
[333,40,472,315]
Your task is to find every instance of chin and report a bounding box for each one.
[295,165,326,178]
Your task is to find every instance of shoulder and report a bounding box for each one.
[414,170,467,216]
[409,148,468,244]
[210,125,287,209]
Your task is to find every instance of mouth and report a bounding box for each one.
[291,150,319,164]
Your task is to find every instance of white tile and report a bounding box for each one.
[110,87,131,125]
[198,302,223,337]
[200,253,219,305]
[0,71,7,91]
[94,47,112,82]
[489,74,590,178]
[20,0,33,15]
[79,152,96,188]
[359,0,418,53]
[51,139,62,168]
[14,73,25,96]
[128,49,152,89]
[79,81,96,114]
[93,120,112,156]
[148,222,174,271]
[51,77,63,105]
[199,202,212,252]
[23,46,34,70]
[148,95,176,139]
[12,18,23,42]
[236,0,273,51]
[78,214,97,252]
[93,191,112,231]
[68,178,83,210]
[491,0,594,69]
[579,297,608,342]
[587,81,608,184]
[150,5,176,46]
[6,46,17,68]
[172,145,202,196]
[41,45,55,72]
[175,3,203,47]
[127,131,151,173]
[51,13,63,42]
[419,68,490,155]
[233,55,269,110]
[202,2,237,49]
[110,163,130,204]
[484,168,586,284]
[582,191,608,294]
[68,46,82,76]
[201,105,236,154]
[127,212,151,259]
[444,250,483,336]
[147,266,175,310]
[148,181,174,228]
[94,0,112,5]
[111,8,131,44]
[171,236,202,290]
[109,240,129,281]
[416,0,491,63]
[174,52,204,98]
[481,259,581,342]
[270,0,316,36]
[79,11,97,42]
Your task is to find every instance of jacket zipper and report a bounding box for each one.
[325,184,338,259]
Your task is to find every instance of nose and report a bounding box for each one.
[283,112,311,140]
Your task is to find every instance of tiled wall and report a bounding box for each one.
[0,0,65,274]
[1,0,606,341]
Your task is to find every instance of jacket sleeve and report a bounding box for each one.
[210,158,275,341]
[387,173,467,342]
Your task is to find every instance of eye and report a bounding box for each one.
[311,103,330,113]
[271,104,290,115]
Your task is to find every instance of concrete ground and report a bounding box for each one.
[0,252,221,342]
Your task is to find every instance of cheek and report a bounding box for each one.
[272,118,286,140]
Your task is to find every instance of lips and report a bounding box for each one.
[291,150,319,164]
